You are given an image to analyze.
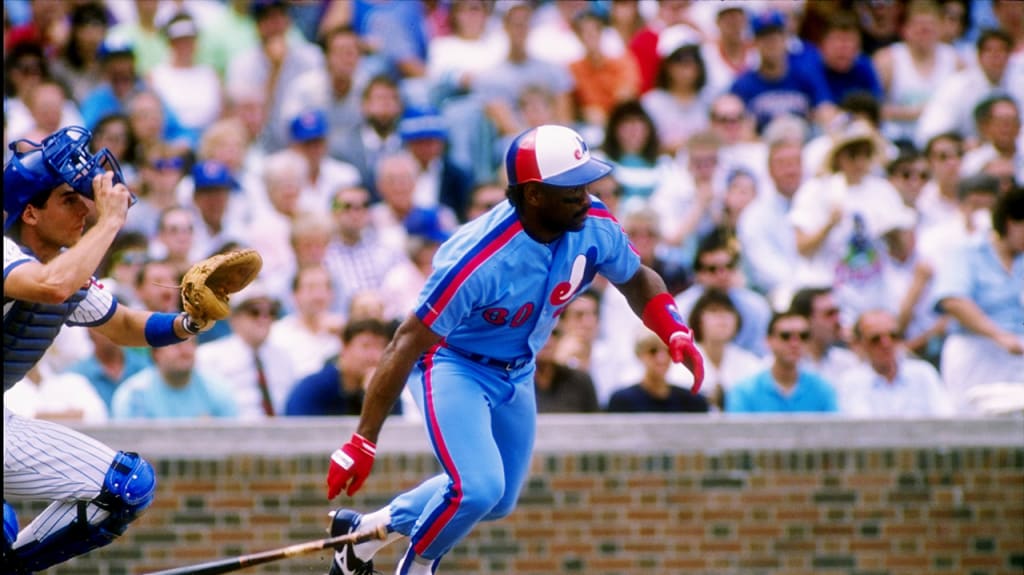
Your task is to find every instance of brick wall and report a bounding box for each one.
[12,417,1024,575]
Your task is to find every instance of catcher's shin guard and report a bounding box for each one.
[10,451,155,571]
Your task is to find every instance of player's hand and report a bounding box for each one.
[91,171,131,226]
[327,433,376,499]
[669,330,705,394]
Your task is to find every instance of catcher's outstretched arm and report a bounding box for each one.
[92,307,194,347]
[356,314,441,443]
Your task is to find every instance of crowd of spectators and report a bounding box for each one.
[4,0,1023,423]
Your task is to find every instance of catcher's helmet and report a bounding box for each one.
[4,126,130,231]
[505,124,612,188]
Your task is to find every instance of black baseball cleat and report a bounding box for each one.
[328,509,377,575]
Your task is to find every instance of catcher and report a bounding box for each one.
[3,124,261,572]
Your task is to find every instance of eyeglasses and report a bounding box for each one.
[896,169,930,181]
[712,113,744,124]
[642,346,669,356]
[163,224,193,234]
[930,150,963,162]
[698,261,737,274]
[866,330,900,345]
[334,199,369,211]
[240,304,278,319]
[839,144,874,159]
[775,330,811,342]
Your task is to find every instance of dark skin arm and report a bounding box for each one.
[615,264,673,318]
[355,313,442,443]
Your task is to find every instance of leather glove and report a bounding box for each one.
[327,433,376,499]
[669,330,705,394]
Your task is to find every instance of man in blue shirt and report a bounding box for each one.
[285,318,397,416]
[730,10,837,133]
[69,329,152,412]
[727,309,839,413]
[111,338,237,419]
[815,11,883,103]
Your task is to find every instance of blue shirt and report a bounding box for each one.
[285,362,402,417]
[822,55,883,103]
[730,55,833,132]
[726,369,838,413]
[111,367,238,420]
[607,384,709,413]
[931,238,1024,335]
[69,348,153,411]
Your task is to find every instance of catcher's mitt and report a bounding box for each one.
[181,249,263,323]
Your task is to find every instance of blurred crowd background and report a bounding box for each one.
[3,0,1023,424]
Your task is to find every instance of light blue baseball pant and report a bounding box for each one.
[387,347,536,563]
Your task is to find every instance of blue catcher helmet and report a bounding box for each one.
[4,126,132,231]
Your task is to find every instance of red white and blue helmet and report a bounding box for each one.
[505,124,612,188]
[4,126,130,230]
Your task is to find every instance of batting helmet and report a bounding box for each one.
[505,124,612,188]
[4,126,130,231]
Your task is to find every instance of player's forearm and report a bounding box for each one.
[356,315,439,442]
[21,219,121,303]
[617,265,671,318]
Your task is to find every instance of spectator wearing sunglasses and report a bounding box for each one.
[837,309,953,417]
[674,231,772,357]
[725,309,838,414]
[195,281,297,419]
[789,286,860,385]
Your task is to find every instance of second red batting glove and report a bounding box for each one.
[327,433,376,499]
[669,329,705,394]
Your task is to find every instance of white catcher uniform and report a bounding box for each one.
[3,236,156,572]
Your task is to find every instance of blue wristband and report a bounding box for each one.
[144,312,187,347]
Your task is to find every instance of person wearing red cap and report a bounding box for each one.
[322,124,705,575]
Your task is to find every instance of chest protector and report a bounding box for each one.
[3,286,88,390]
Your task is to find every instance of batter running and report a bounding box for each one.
[3,127,210,572]
[324,124,706,575]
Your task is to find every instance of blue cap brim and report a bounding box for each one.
[543,157,613,187]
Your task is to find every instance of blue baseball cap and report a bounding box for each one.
[404,207,452,244]
[505,124,612,188]
[193,160,238,191]
[398,106,448,142]
[97,35,134,60]
[290,109,328,143]
[750,10,786,36]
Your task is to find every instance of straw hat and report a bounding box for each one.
[821,117,885,174]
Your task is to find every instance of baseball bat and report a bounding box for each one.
[142,524,388,575]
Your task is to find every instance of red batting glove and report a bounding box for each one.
[327,433,376,499]
[669,330,705,395]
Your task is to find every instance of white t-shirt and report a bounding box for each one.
[149,63,223,130]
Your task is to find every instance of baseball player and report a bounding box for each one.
[3,126,210,572]
[324,124,706,575]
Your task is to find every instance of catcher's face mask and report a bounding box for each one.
[4,126,137,230]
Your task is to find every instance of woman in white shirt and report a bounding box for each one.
[148,12,222,139]
[688,287,764,411]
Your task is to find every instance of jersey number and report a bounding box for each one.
[482,303,534,327]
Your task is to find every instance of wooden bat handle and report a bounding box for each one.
[143,524,388,575]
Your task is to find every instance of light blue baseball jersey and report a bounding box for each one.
[414,198,641,363]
